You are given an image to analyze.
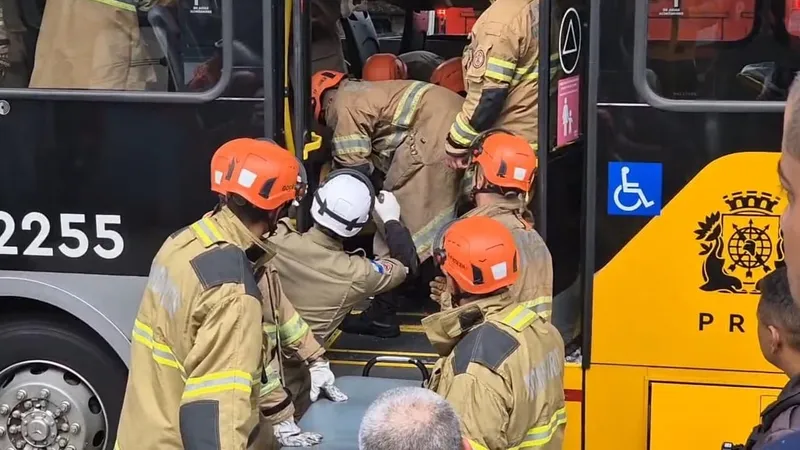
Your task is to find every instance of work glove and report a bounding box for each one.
[273,419,323,447]
[373,190,401,223]
[429,276,447,303]
[309,359,348,402]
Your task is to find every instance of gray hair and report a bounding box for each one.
[358,387,463,450]
[784,73,800,159]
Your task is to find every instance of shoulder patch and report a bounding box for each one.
[472,49,486,69]
[370,260,393,275]
[453,322,519,375]
[190,246,260,299]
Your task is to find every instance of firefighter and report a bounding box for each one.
[29,0,154,89]
[430,57,466,97]
[270,169,418,341]
[268,170,418,415]
[115,138,324,450]
[423,216,566,450]
[207,141,347,446]
[443,0,540,169]
[429,129,552,320]
[310,70,464,337]
[362,53,408,81]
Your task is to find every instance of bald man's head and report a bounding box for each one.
[358,387,468,450]
[780,75,800,302]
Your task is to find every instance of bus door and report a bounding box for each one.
[537,0,593,448]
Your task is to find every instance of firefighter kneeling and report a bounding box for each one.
[116,138,338,450]
[423,216,566,450]
[432,129,553,321]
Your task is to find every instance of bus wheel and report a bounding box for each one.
[0,315,127,450]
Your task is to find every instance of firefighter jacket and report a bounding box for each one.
[256,253,325,425]
[462,197,553,320]
[116,207,274,450]
[447,0,540,155]
[422,291,566,450]
[741,374,800,449]
[268,218,408,341]
[326,79,464,260]
[29,0,157,89]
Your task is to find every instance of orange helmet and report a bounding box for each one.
[433,216,519,295]
[312,70,347,123]
[362,53,408,81]
[210,139,239,194]
[215,138,307,211]
[430,57,465,96]
[471,130,538,193]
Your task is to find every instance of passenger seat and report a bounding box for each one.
[339,10,379,78]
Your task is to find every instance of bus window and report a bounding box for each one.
[648,0,756,42]
[645,0,800,101]
[0,0,231,93]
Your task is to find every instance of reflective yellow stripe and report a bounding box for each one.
[500,304,538,331]
[332,134,371,156]
[278,313,309,346]
[511,407,567,449]
[259,365,282,396]
[183,370,254,400]
[392,81,433,128]
[469,440,489,450]
[521,296,552,319]
[190,218,224,248]
[263,324,278,347]
[132,319,187,376]
[90,0,136,12]
[114,441,121,450]
[448,113,479,147]
[486,57,516,83]
[412,204,457,258]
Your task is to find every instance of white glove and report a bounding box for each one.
[373,190,401,223]
[309,359,348,402]
[273,419,323,447]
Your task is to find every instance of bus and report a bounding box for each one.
[0,0,794,447]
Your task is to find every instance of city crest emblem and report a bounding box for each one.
[694,191,784,294]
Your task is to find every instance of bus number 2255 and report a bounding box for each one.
[0,212,124,260]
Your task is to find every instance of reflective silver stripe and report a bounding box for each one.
[486,57,516,83]
[515,408,567,448]
[333,134,371,156]
[392,82,433,128]
[412,204,457,258]
[183,370,254,400]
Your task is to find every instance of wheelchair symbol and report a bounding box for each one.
[613,166,655,212]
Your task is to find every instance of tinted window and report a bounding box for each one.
[645,0,800,101]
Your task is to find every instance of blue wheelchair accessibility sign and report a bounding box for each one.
[607,162,662,216]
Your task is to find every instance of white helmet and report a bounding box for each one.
[311,169,375,238]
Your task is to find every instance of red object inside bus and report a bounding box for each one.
[648,0,756,42]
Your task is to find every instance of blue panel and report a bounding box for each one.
[607,162,663,216]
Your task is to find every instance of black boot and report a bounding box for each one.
[340,293,400,338]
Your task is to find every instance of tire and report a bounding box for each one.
[0,312,128,450]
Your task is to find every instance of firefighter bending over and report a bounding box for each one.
[310,70,464,337]
[424,216,566,450]
[444,0,540,169]
[116,138,321,449]
[207,142,347,448]
[430,130,552,320]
